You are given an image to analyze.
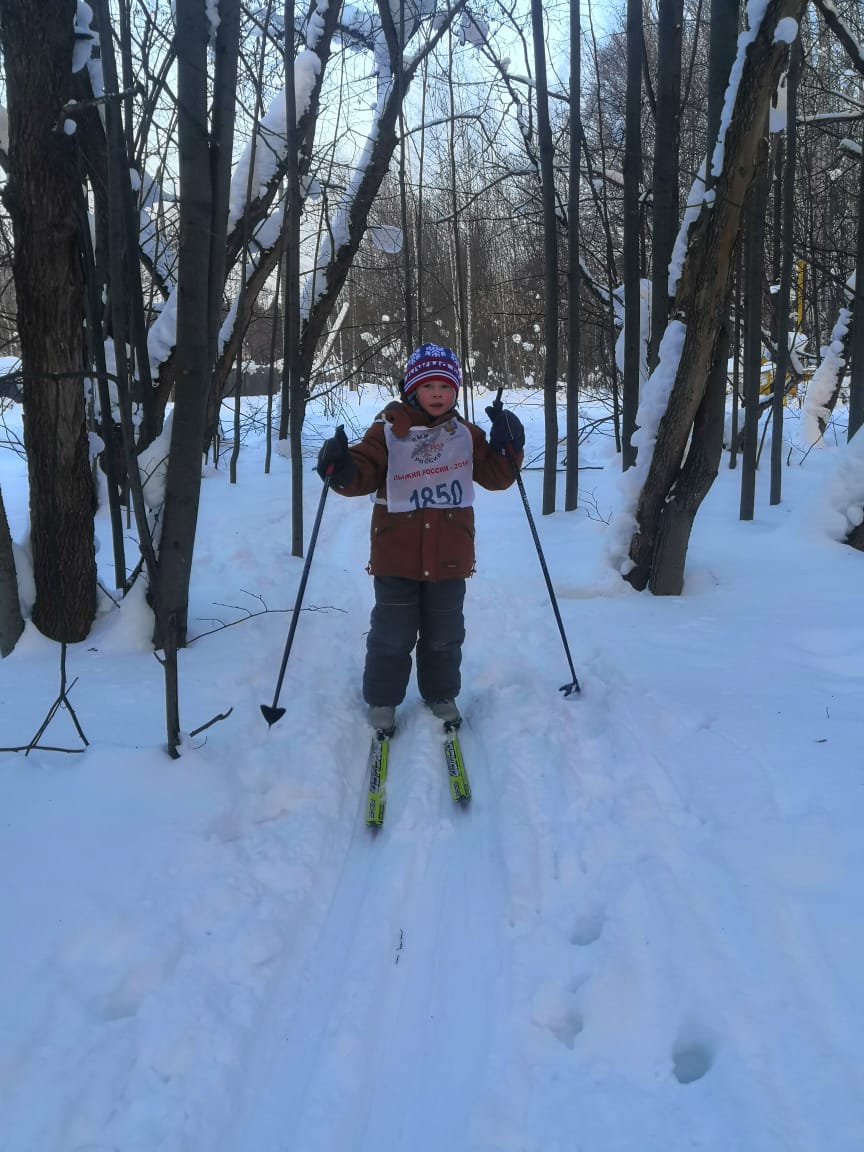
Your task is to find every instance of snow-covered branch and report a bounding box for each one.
[811,0,864,77]
[802,295,853,446]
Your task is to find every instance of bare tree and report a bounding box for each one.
[623,0,808,592]
[152,0,241,753]
[621,0,643,470]
[647,0,684,372]
[565,0,582,511]
[739,136,770,522]
[769,38,801,502]
[849,142,864,440]
[531,0,560,513]
[0,0,96,641]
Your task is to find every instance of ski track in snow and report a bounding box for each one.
[226,710,506,1152]
[223,644,699,1152]
[211,479,864,1152]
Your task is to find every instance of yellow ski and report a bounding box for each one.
[443,726,471,804]
[366,734,389,827]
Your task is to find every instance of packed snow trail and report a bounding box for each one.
[226,708,508,1152]
[215,471,864,1152]
[219,482,584,1152]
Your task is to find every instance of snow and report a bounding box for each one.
[146,290,178,377]
[137,170,177,294]
[456,12,489,47]
[802,306,851,446]
[773,16,799,43]
[206,0,221,46]
[227,52,322,227]
[813,426,864,540]
[710,0,774,182]
[1,388,864,1151]
[137,409,173,519]
[769,70,788,133]
[72,1,97,74]
[668,161,705,296]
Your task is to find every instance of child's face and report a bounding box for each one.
[415,379,456,417]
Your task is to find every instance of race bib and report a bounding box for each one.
[384,418,475,512]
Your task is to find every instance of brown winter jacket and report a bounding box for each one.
[332,401,521,581]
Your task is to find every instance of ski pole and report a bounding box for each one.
[492,390,581,697]
[260,446,336,727]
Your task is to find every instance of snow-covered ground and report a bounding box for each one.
[1,388,862,1152]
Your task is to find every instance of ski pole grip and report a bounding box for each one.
[490,390,519,471]
[326,423,346,477]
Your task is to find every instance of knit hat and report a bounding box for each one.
[402,343,461,402]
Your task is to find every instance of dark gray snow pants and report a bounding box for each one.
[362,575,466,707]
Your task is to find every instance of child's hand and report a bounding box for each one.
[485,406,525,455]
[316,427,357,485]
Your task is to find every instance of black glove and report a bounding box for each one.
[316,426,356,486]
[485,405,525,456]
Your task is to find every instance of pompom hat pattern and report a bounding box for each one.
[402,343,461,400]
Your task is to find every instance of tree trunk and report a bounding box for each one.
[0,484,24,656]
[152,0,238,751]
[565,0,581,512]
[0,0,96,641]
[625,0,807,590]
[650,330,728,593]
[204,0,242,457]
[153,0,219,704]
[77,180,127,590]
[729,245,743,468]
[769,36,800,504]
[648,0,683,373]
[531,0,560,514]
[650,0,736,595]
[283,0,306,557]
[621,0,642,470]
[93,0,137,587]
[415,62,428,345]
[848,132,864,441]
[91,0,159,446]
[740,133,770,521]
[397,0,414,353]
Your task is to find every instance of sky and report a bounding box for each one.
[1,385,862,1152]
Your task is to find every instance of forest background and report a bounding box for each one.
[0,0,863,752]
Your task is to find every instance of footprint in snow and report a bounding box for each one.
[569,906,605,947]
[550,1008,584,1049]
[672,1034,716,1084]
[532,985,584,1050]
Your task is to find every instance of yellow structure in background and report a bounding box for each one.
[758,261,807,401]
[759,360,797,400]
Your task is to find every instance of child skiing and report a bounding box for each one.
[316,343,524,736]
